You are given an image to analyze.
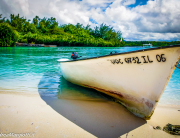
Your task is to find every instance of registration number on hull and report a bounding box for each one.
[109,54,166,64]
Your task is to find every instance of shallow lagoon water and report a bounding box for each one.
[0,46,180,105]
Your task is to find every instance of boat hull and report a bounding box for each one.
[59,46,180,119]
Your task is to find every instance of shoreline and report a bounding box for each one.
[0,44,170,48]
[0,92,180,137]
[15,42,57,47]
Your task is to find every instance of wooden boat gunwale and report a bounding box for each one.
[57,45,180,62]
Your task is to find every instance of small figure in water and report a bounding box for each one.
[71,52,80,59]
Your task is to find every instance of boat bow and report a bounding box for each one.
[58,45,180,119]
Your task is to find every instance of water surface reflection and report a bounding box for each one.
[38,71,113,101]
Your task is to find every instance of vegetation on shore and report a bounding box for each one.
[0,14,124,47]
[0,23,19,46]
[0,14,179,47]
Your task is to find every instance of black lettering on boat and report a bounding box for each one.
[141,56,148,63]
[147,56,153,63]
[110,55,154,65]
[110,59,117,64]
[141,56,153,63]
[110,59,123,64]
[161,54,166,62]
[156,55,161,62]
[116,59,123,64]
[125,58,132,64]
[156,54,166,62]
[132,57,137,63]
[136,57,141,64]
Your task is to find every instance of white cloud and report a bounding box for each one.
[124,32,180,41]
[47,0,90,24]
[106,5,138,21]
[0,0,180,41]
[18,0,30,15]
[132,0,180,33]
[122,0,136,6]
[84,0,114,6]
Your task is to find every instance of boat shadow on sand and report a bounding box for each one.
[38,71,146,138]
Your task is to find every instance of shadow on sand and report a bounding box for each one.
[38,72,146,138]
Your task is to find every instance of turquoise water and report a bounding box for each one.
[0,46,179,105]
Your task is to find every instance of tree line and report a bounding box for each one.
[0,14,124,47]
[0,14,179,47]
[125,41,180,47]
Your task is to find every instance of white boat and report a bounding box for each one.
[143,43,153,47]
[58,45,180,119]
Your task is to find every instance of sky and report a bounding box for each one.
[0,0,180,41]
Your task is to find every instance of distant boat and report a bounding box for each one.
[143,43,153,47]
[58,45,180,119]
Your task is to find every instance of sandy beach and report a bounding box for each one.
[0,91,180,138]
[0,92,95,138]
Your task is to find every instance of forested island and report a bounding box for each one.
[125,41,180,47]
[0,14,179,47]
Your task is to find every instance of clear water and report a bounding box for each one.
[0,46,179,105]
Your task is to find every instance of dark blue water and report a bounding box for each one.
[0,46,179,105]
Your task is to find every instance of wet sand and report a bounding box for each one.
[0,92,180,138]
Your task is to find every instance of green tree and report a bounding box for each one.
[0,23,19,46]
[10,14,25,32]
[0,14,6,23]
[1,13,126,47]
[33,16,40,26]
[48,17,58,29]
[24,22,37,33]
